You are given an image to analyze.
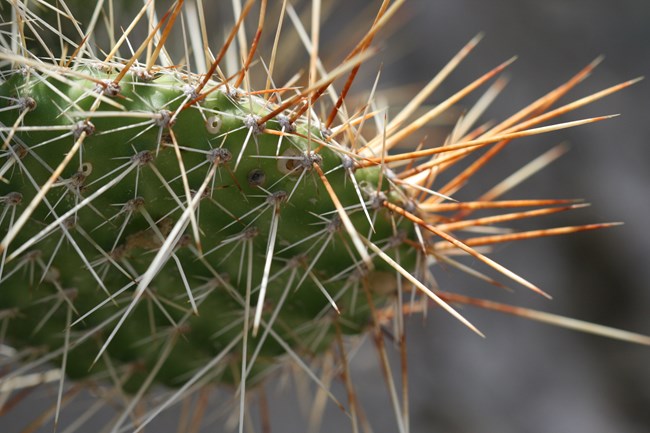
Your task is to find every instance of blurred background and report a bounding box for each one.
[344,1,650,432]
[2,1,649,432]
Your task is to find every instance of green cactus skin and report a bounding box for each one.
[0,66,417,390]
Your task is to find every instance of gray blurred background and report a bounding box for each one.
[3,1,649,432]
[343,1,650,432]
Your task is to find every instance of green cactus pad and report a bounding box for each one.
[0,66,417,389]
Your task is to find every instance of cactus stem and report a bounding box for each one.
[92,160,218,367]
[7,157,139,262]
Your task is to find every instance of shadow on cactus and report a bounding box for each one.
[0,1,648,432]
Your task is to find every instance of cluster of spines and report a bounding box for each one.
[1,1,649,433]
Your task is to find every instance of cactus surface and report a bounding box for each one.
[0,1,648,432]
[0,64,419,390]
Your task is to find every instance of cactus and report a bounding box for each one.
[0,1,648,432]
